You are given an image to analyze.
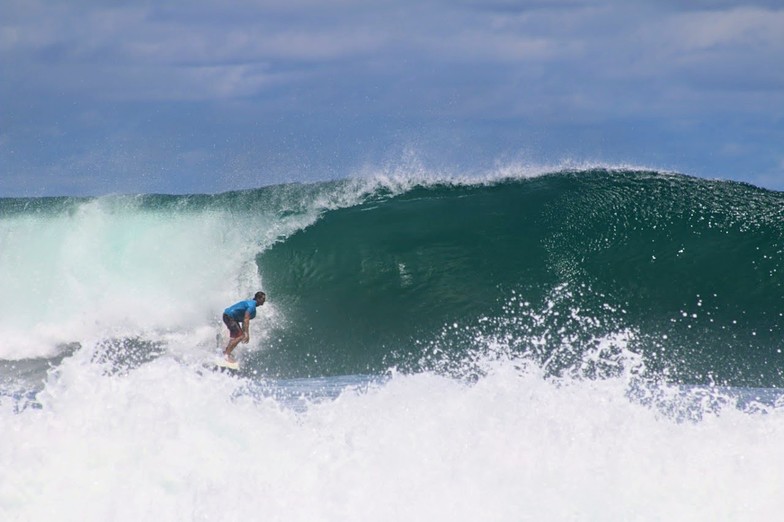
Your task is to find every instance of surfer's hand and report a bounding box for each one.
[243,333,250,344]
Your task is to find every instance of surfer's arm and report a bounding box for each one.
[243,312,250,343]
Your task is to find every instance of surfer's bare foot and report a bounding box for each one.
[224,353,237,363]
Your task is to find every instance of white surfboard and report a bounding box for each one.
[215,357,240,371]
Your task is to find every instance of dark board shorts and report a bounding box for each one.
[222,314,244,338]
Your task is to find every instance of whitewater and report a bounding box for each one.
[2,168,784,521]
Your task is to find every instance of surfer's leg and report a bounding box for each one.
[224,336,242,361]
[222,314,244,361]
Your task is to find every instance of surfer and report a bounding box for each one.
[222,291,266,363]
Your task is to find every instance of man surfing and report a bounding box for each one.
[222,291,266,363]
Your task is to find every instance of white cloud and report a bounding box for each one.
[668,6,784,52]
[632,6,784,80]
[1,1,398,102]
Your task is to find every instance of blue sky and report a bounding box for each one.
[1,0,783,196]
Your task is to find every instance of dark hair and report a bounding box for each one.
[254,291,266,301]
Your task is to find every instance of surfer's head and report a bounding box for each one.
[254,291,266,305]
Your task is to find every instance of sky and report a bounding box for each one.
[1,0,783,196]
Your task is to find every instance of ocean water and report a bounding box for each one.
[2,168,784,520]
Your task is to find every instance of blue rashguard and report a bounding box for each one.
[224,299,258,322]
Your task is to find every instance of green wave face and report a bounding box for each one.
[257,171,784,385]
